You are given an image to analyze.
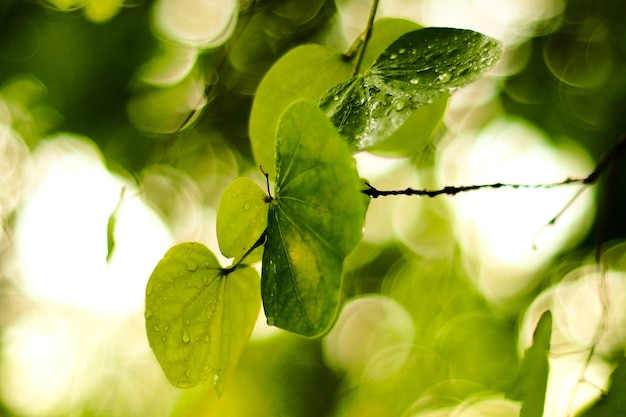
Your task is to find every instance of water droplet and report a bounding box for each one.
[186,261,198,272]
[145,309,153,319]
[204,335,210,343]
[394,99,408,111]
[389,53,397,60]
[409,78,419,85]
[333,95,339,101]
[437,73,451,83]
[182,328,191,344]
[398,48,406,54]
[243,201,252,210]
[161,336,166,342]
[153,325,160,332]
[146,282,153,296]
[185,369,191,378]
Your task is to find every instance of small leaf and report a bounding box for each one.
[145,242,261,395]
[577,359,626,417]
[216,177,268,261]
[506,310,552,417]
[261,100,366,337]
[319,27,502,149]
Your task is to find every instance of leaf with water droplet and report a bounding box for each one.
[261,100,367,337]
[319,27,502,149]
[145,242,261,395]
[216,177,268,262]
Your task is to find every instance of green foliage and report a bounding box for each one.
[216,177,268,262]
[506,310,552,417]
[249,43,351,179]
[145,16,503,394]
[261,100,367,337]
[145,242,260,395]
[319,28,502,149]
[249,18,443,177]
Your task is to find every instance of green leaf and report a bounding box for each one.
[249,18,424,177]
[249,44,351,179]
[216,177,268,261]
[145,242,261,395]
[261,100,366,337]
[577,359,626,417]
[319,27,502,149]
[506,310,552,417]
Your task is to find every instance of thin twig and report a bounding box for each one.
[362,178,586,198]
[362,133,626,199]
[350,0,380,76]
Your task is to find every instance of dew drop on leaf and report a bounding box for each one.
[186,261,198,272]
[437,72,451,83]
[182,328,191,344]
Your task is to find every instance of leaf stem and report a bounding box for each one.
[222,229,268,275]
[349,0,380,76]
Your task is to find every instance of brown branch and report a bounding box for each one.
[362,132,626,199]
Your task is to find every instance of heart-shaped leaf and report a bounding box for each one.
[261,100,367,337]
[145,242,260,395]
[319,27,502,149]
[216,177,268,261]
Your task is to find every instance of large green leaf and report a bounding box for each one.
[261,100,367,337]
[145,242,260,395]
[319,27,502,149]
[216,177,268,261]
[506,310,552,417]
[577,359,626,417]
[249,18,427,177]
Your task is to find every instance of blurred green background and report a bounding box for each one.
[1,0,626,416]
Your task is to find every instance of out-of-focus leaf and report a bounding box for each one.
[153,0,238,48]
[216,177,268,261]
[106,186,126,263]
[84,0,123,23]
[577,359,626,417]
[145,242,260,395]
[261,100,366,337]
[319,27,502,149]
[506,310,552,417]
